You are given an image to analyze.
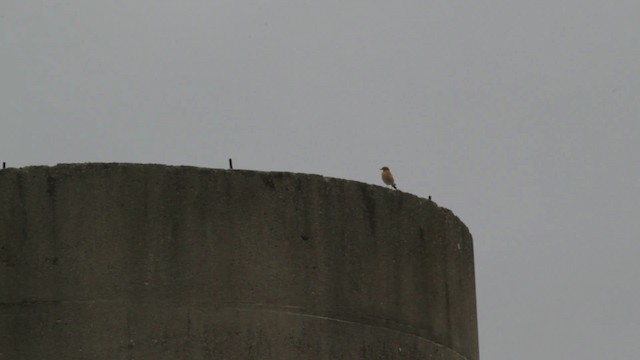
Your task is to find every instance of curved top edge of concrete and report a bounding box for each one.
[1,162,471,236]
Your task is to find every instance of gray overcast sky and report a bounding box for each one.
[2,1,639,359]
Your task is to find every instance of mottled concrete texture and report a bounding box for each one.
[0,163,478,360]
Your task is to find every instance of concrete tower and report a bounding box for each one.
[0,164,478,359]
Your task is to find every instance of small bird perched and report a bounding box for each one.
[380,166,397,190]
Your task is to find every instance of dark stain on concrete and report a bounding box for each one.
[45,175,56,197]
[261,174,276,191]
[360,184,377,235]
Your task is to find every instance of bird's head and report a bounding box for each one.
[380,166,389,171]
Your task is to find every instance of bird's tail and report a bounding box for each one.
[392,184,397,190]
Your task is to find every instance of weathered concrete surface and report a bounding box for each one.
[0,163,478,360]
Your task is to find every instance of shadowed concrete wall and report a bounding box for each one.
[0,163,478,360]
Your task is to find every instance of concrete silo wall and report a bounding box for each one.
[0,164,478,360]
